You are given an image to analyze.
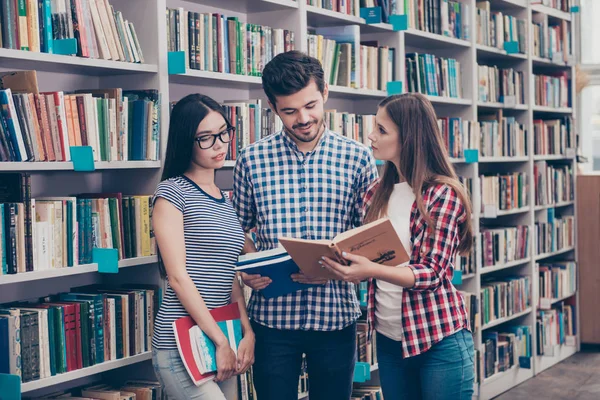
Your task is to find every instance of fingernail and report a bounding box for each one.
[318,261,322,264]
[321,256,325,260]
[342,252,347,256]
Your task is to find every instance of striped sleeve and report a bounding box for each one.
[153,179,186,212]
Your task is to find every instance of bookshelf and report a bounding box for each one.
[0,0,579,399]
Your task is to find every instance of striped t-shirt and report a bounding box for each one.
[151,175,245,350]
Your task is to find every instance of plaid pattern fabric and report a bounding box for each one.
[233,129,378,331]
[365,179,471,358]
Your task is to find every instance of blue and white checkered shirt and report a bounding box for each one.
[232,128,378,331]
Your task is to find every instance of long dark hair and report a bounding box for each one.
[157,94,231,277]
[364,93,473,255]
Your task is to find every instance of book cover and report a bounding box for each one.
[172,303,240,386]
[278,218,410,279]
[190,318,242,374]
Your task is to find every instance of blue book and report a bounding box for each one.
[236,248,319,299]
[190,319,242,374]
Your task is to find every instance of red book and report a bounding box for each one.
[172,303,240,386]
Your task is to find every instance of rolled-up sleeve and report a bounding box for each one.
[232,153,256,232]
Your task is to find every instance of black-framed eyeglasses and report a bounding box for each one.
[194,126,236,149]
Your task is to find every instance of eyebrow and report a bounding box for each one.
[197,123,227,135]
[280,100,317,112]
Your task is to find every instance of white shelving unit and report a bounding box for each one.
[0,0,579,398]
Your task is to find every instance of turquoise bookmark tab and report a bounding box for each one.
[503,41,519,54]
[390,14,408,31]
[386,80,403,95]
[168,51,186,75]
[353,362,371,383]
[360,7,382,24]
[571,6,580,13]
[0,374,21,400]
[464,149,479,164]
[52,38,78,55]
[70,146,95,172]
[452,270,463,285]
[93,248,119,274]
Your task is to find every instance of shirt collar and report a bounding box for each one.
[278,125,332,156]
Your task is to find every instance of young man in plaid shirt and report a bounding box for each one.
[232,50,378,400]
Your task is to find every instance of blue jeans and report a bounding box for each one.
[377,329,475,400]
[152,349,237,400]
[251,321,356,400]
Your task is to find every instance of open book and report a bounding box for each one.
[278,218,410,279]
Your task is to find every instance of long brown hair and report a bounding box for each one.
[364,93,473,255]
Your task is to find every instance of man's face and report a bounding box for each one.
[270,79,329,146]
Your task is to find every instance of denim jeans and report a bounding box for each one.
[377,329,475,400]
[152,348,238,400]
[251,321,357,400]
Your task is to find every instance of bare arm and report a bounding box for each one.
[153,197,236,380]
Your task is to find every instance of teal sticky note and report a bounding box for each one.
[375,159,385,166]
[52,38,78,55]
[168,51,186,74]
[504,41,519,54]
[464,149,479,163]
[390,14,408,31]
[571,5,580,13]
[360,7,382,24]
[70,146,95,172]
[353,362,371,383]
[0,374,21,400]
[452,270,463,285]
[93,248,119,274]
[386,80,403,95]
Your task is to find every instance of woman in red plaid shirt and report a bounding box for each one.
[321,93,475,400]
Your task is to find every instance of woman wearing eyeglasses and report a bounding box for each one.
[151,94,255,399]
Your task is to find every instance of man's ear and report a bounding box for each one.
[268,100,277,114]
[322,82,329,103]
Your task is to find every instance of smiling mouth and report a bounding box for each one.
[296,124,313,132]
[213,153,226,160]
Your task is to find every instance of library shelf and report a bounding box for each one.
[494,206,531,217]
[21,352,153,393]
[0,256,158,286]
[492,0,528,9]
[480,258,532,276]
[426,95,472,106]
[403,28,471,49]
[477,101,529,111]
[481,308,533,331]
[449,157,467,164]
[328,85,388,99]
[479,156,530,163]
[531,55,572,68]
[533,154,575,161]
[535,247,576,261]
[0,48,158,75]
[540,292,577,308]
[195,0,299,12]
[169,69,263,87]
[462,273,477,280]
[476,45,528,61]
[531,4,572,21]
[0,161,161,172]
[535,344,578,374]
[479,364,533,400]
[533,106,573,114]
[306,5,364,26]
[534,201,575,211]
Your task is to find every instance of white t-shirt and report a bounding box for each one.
[375,181,415,341]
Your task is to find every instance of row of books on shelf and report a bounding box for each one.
[476,2,527,53]
[0,71,160,162]
[480,275,531,327]
[534,211,575,255]
[352,387,384,400]
[306,0,363,17]
[478,65,525,105]
[479,115,527,158]
[534,117,575,156]
[0,0,144,63]
[532,19,573,63]
[480,226,530,269]
[325,110,374,146]
[0,284,160,383]
[307,28,396,91]
[538,261,576,301]
[531,0,574,13]
[405,53,462,99]
[481,172,528,213]
[534,72,570,109]
[0,173,155,275]
[534,161,574,206]
[397,0,470,40]
[24,380,165,400]
[166,8,295,75]
[536,302,576,356]
[481,325,532,381]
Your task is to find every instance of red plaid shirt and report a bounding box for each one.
[365,180,471,358]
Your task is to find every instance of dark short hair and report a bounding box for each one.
[261,50,325,109]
